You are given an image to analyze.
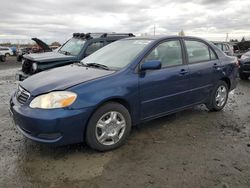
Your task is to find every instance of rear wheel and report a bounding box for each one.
[86,102,131,151]
[239,72,249,80]
[206,81,229,111]
[5,53,10,57]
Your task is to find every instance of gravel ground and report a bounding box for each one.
[0,57,250,188]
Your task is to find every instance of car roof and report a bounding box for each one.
[212,41,231,44]
[124,35,211,42]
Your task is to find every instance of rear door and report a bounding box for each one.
[139,39,191,119]
[183,39,222,104]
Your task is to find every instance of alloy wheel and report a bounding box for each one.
[95,111,126,146]
[215,85,227,107]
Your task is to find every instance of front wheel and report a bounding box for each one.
[206,81,229,111]
[86,102,131,151]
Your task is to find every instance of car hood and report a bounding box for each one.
[23,51,77,63]
[20,65,115,96]
[32,38,51,52]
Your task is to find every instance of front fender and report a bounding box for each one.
[69,70,140,124]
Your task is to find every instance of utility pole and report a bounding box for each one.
[225,33,229,42]
[153,24,156,36]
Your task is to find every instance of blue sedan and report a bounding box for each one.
[10,36,238,151]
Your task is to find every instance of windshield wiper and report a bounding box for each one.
[84,62,110,70]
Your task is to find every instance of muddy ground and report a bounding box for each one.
[0,57,250,188]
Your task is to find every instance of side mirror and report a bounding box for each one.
[140,60,161,71]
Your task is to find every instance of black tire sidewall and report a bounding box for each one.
[1,56,6,62]
[86,102,131,151]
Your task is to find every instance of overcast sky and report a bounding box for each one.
[0,0,250,44]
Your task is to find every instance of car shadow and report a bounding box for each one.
[20,105,210,157]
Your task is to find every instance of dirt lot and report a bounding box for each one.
[0,57,250,188]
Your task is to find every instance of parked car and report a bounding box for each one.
[17,38,52,62]
[10,36,238,151]
[16,47,32,62]
[16,33,135,81]
[212,42,234,56]
[10,46,17,56]
[0,52,6,62]
[233,41,250,58]
[239,51,250,80]
[0,46,14,57]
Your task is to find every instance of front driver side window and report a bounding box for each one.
[145,40,183,68]
[85,41,104,56]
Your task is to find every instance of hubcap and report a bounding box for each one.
[95,111,126,146]
[215,85,227,107]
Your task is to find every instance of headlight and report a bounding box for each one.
[30,91,77,109]
[241,55,250,60]
[32,62,38,72]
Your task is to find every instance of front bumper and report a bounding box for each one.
[16,70,30,81]
[9,96,93,146]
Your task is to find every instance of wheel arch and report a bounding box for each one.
[97,97,131,113]
[220,77,231,90]
[83,97,132,139]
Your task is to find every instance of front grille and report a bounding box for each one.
[16,86,30,105]
[22,59,33,74]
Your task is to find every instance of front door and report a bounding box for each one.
[139,39,190,120]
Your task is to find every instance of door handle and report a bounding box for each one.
[179,69,188,75]
[213,63,219,68]
[213,63,222,70]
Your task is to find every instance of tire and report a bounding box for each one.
[17,55,22,62]
[0,55,6,62]
[5,53,10,57]
[206,81,229,112]
[86,102,131,151]
[239,72,249,80]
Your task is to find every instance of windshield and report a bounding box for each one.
[81,39,152,69]
[59,38,86,56]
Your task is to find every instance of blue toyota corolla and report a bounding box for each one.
[10,36,238,151]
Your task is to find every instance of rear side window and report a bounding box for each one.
[185,40,217,63]
[145,40,183,68]
[210,49,217,60]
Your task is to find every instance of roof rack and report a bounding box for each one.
[72,33,92,39]
[72,32,135,39]
[100,33,135,38]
